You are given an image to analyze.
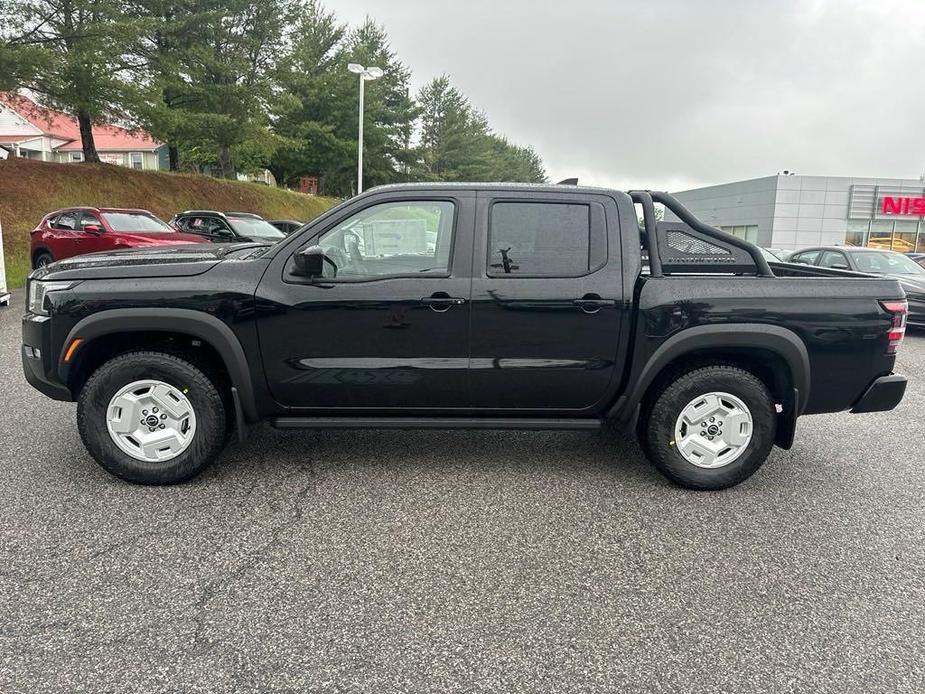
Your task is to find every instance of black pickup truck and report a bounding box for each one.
[22,184,909,489]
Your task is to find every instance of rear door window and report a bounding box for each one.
[791,250,820,265]
[487,201,604,277]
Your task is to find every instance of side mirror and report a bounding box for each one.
[831,262,850,270]
[84,224,103,235]
[294,245,336,279]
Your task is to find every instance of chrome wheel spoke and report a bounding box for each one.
[108,394,142,434]
[150,384,191,419]
[677,434,719,467]
[140,430,187,460]
[723,411,751,446]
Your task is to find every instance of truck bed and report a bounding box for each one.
[631,271,904,415]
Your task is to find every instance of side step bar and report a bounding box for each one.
[271,417,602,431]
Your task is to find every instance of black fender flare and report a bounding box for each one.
[59,308,258,421]
[611,323,811,423]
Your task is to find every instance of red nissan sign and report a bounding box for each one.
[881,196,925,215]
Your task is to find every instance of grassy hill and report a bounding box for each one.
[0,158,338,288]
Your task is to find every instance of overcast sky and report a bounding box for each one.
[330,0,925,191]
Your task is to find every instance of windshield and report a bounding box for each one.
[848,250,925,275]
[760,248,781,262]
[227,217,286,241]
[101,212,173,233]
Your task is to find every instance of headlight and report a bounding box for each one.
[27,281,77,316]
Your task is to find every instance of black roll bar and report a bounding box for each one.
[629,191,663,278]
[647,190,775,277]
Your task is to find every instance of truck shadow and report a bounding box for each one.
[213,423,665,489]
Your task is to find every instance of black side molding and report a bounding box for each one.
[271,417,602,431]
[850,375,907,414]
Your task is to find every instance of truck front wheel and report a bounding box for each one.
[640,365,776,490]
[77,351,228,485]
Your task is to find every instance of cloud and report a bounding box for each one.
[331,0,925,190]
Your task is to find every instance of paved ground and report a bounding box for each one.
[1,289,923,693]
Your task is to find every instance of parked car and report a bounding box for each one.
[789,246,924,326]
[909,252,925,269]
[23,185,908,489]
[269,219,305,235]
[171,210,287,243]
[764,247,792,261]
[31,207,204,268]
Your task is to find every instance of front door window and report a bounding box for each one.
[317,201,455,279]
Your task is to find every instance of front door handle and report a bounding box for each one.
[573,294,615,314]
[420,292,467,313]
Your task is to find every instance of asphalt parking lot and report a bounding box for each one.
[1,290,923,694]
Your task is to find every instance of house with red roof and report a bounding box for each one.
[0,92,166,170]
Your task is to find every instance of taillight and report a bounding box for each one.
[880,300,907,355]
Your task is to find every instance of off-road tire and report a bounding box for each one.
[640,365,776,490]
[77,351,228,485]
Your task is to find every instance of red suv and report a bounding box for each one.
[31,207,205,268]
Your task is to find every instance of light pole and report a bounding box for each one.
[348,63,384,195]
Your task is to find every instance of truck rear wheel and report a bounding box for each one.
[640,365,776,490]
[77,351,228,485]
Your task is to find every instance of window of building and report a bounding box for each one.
[844,232,865,247]
[720,225,759,243]
[70,152,84,163]
[488,202,602,277]
[130,152,143,170]
[867,220,894,250]
[316,201,455,279]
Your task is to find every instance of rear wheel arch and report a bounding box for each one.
[59,309,259,422]
[613,324,810,436]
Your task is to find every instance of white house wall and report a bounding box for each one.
[0,104,42,137]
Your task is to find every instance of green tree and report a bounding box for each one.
[415,75,546,184]
[1,0,142,162]
[271,7,418,196]
[130,0,295,177]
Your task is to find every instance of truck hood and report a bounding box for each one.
[32,242,269,281]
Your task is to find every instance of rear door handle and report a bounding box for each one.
[420,293,467,312]
[573,294,615,313]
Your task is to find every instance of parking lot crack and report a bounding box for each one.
[189,468,316,649]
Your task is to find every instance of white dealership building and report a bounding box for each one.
[667,173,925,253]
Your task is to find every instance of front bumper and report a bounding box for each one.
[850,374,907,414]
[22,313,72,401]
